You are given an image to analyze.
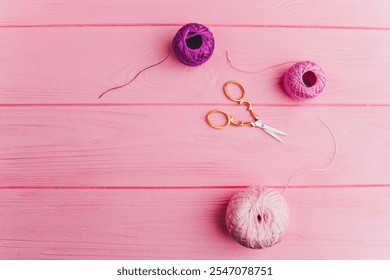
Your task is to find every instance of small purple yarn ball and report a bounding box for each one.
[284,61,326,100]
[172,23,215,66]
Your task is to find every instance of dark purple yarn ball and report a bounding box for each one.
[172,23,215,66]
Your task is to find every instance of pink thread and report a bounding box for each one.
[225,187,289,249]
[281,174,295,195]
[225,51,261,74]
[226,51,297,74]
[172,23,215,66]
[280,117,336,194]
[284,61,326,100]
[313,117,337,171]
[98,53,170,99]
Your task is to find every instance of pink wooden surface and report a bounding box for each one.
[2,106,390,187]
[1,0,390,28]
[1,27,390,105]
[1,0,390,259]
[1,187,390,259]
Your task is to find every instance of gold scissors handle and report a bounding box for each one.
[206,109,252,129]
[207,81,287,143]
[223,80,246,102]
[207,81,261,129]
[224,81,260,120]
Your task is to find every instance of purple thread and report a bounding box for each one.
[172,23,215,66]
[98,53,170,99]
[283,61,326,100]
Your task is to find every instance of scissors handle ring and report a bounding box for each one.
[223,80,246,102]
[207,109,253,129]
[206,109,231,129]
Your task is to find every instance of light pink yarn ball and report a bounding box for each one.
[225,187,289,249]
[284,61,326,100]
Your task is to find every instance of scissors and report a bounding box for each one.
[206,81,288,143]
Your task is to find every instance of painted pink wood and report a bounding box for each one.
[1,187,390,259]
[2,106,390,187]
[1,0,390,28]
[1,27,390,105]
[1,0,390,261]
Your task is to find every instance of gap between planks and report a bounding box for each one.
[1,23,390,31]
[0,103,389,107]
[1,184,389,190]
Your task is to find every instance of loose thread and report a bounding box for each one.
[281,174,295,195]
[98,53,171,99]
[280,117,337,195]
[226,51,260,74]
[313,117,337,171]
[226,51,297,74]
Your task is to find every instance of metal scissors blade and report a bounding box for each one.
[263,128,284,143]
[252,120,288,143]
[253,120,288,135]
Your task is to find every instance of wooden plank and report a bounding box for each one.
[1,27,390,105]
[1,187,389,259]
[1,106,390,187]
[1,0,390,28]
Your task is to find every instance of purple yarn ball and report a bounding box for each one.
[172,23,215,66]
[283,61,326,101]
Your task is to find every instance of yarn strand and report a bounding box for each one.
[313,117,337,171]
[280,117,337,196]
[281,174,295,195]
[226,51,261,74]
[226,51,297,74]
[98,53,170,99]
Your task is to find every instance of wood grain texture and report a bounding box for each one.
[1,0,390,260]
[1,187,390,260]
[1,0,390,28]
[1,27,390,105]
[1,106,390,187]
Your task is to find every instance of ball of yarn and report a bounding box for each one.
[172,23,215,66]
[284,61,326,100]
[225,187,289,249]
